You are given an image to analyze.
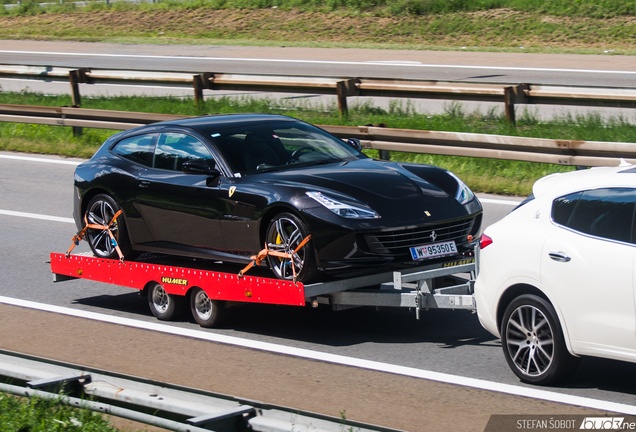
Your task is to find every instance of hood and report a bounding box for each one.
[256,159,473,223]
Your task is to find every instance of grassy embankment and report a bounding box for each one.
[0,0,635,54]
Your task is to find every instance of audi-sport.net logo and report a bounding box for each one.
[580,418,625,430]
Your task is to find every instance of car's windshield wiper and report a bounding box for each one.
[299,158,344,167]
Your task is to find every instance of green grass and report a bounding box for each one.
[3,91,636,196]
[3,0,636,18]
[0,392,121,432]
[1,0,635,54]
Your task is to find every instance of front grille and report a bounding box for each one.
[364,217,476,255]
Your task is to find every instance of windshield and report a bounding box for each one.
[209,121,364,175]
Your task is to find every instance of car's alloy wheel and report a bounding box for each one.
[147,282,184,321]
[85,194,132,259]
[190,287,226,328]
[501,294,580,385]
[265,212,317,283]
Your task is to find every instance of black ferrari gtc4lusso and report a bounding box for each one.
[73,114,482,283]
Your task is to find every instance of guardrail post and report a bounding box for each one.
[504,86,516,126]
[193,73,215,108]
[362,123,389,160]
[69,70,81,107]
[336,79,360,117]
[68,69,89,137]
[336,81,348,117]
[193,74,204,108]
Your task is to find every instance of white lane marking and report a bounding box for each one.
[0,210,74,224]
[1,295,634,415]
[479,198,522,206]
[0,154,82,165]
[3,50,636,75]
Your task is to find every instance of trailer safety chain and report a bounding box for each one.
[66,210,125,262]
[238,235,312,284]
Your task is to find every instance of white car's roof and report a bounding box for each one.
[533,163,636,199]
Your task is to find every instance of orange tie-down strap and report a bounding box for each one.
[65,210,125,261]
[238,235,312,283]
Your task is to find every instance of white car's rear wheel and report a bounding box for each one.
[501,294,580,385]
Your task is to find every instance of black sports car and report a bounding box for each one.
[73,114,482,283]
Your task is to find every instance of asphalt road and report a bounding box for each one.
[1,151,636,424]
[3,40,636,119]
[3,40,636,85]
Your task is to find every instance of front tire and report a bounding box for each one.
[265,212,317,283]
[147,282,185,321]
[501,294,580,385]
[84,194,133,259]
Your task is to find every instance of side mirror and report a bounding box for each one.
[346,138,362,152]
[182,159,219,176]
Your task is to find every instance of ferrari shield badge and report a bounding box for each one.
[229,186,237,197]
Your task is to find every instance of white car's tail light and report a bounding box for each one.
[480,234,493,249]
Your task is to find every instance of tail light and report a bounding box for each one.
[480,234,493,249]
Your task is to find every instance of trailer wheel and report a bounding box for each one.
[190,288,226,328]
[147,282,185,321]
[501,294,580,385]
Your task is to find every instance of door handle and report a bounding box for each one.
[139,181,151,188]
[549,252,571,262]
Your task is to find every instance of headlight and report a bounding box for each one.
[306,191,380,219]
[447,172,475,205]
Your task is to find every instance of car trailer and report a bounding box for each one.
[50,251,477,328]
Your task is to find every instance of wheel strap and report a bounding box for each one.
[238,235,311,284]
[65,209,125,261]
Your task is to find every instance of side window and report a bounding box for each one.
[552,188,636,243]
[552,192,582,226]
[153,133,215,172]
[111,134,156,166]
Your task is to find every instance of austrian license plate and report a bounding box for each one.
[410,240,458,261]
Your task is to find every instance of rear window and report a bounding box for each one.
[111,134,156,166]
[552,188,636,244]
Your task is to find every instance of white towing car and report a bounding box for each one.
[475,163,636,385]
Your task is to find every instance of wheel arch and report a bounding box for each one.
[496,283,576,356]
[81,188,123,222]
[258,204,307,247]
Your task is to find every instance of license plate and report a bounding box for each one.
[410,240,458,261]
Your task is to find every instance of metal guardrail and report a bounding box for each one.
[3,64,636,123]
[1,103,635,167]
[0,349,400,432]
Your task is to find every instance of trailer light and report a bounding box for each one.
[245,291,252,298]
[77,269,83,276]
